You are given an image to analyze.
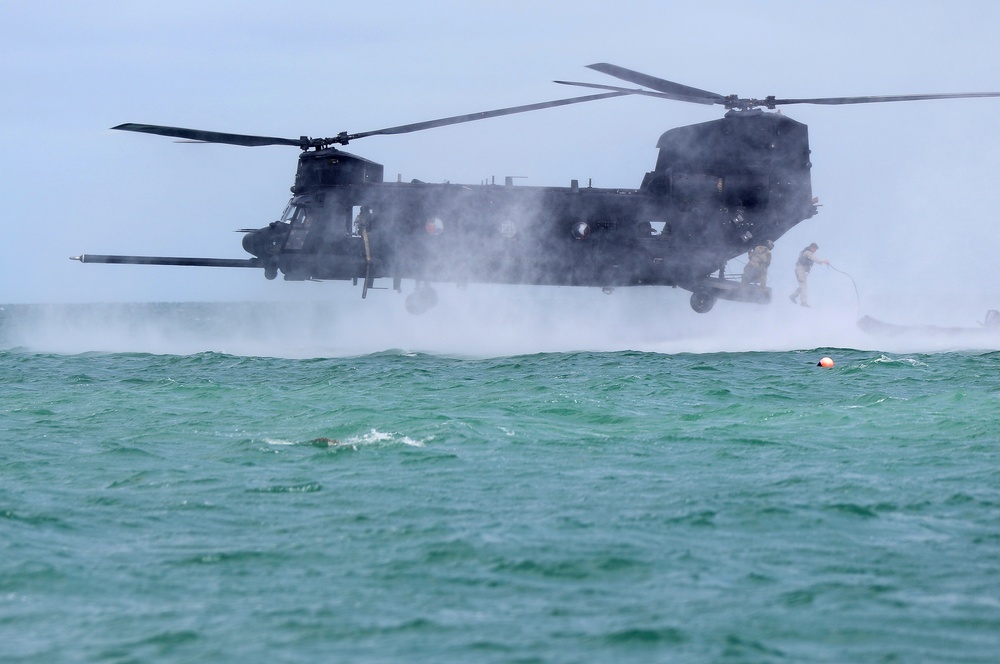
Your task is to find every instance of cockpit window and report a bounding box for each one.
[282,204,313,251]
[280,202,306,225]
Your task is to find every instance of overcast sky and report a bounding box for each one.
[3,0,1000,331]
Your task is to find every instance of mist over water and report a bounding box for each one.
[3,282,997,358]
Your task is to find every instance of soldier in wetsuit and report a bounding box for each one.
[789,242,828,307]
[741,240,773,289]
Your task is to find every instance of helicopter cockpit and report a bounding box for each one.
[281,199,312,251]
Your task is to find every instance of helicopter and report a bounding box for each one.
[72,64,1000,313]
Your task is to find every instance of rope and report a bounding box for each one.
[827,264,861,319]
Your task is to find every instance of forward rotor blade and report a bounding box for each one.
[587,63,726,104]
[769,91,1000,106]
[112,123,304,147]
[342,91,633,142]
[114,90,633,149]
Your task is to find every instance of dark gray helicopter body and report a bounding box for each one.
[74,64,999,313]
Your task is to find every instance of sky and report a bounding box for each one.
[3,0,1000,348]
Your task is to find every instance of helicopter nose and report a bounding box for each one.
[241,231,257,255]
[241,226,287,257]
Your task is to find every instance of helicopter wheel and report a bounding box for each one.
[263,260,279,280]
[405,284,438,315]
[690,290,716,314]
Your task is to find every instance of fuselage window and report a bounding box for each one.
[638,221,668,238]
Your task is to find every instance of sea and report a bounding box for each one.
[2,296,999,663]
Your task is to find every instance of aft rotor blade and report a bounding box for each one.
[112,123,304,148]
[769,91,1000,106]
[585,64,1000,111]
[342,91,633,142]
[587,63,726,105]
[553,79,717,105]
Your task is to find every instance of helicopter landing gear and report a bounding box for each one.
[263,259,279,280]
[690,289,716,314]
[405,283,438,315]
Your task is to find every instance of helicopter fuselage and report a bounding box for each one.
[76,108,818,313]
[241,110,816,309]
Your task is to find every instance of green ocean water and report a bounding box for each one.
[2,304,999,662]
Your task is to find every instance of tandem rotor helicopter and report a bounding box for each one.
[73,64,1000,313]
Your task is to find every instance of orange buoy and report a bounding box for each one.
[818,357,834,368]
